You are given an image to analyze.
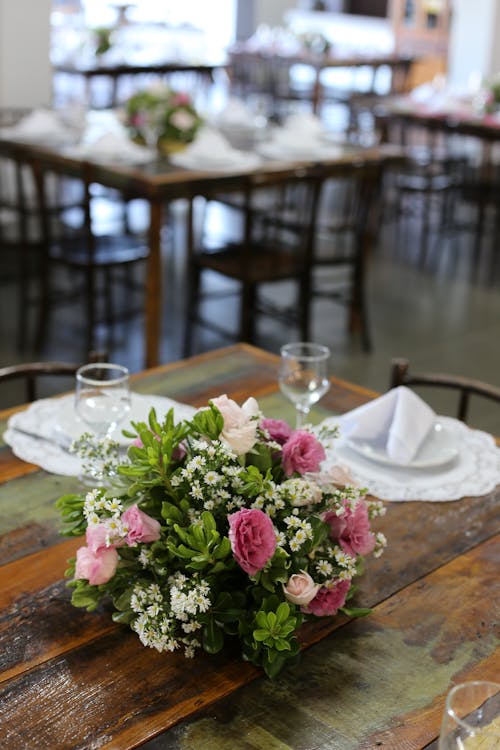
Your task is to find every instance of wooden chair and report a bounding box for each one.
[380,118,467,267]
[182,167,323,356]
[389,357,500,423]
[0,351,107,404]
[30,154,149,355]
[309,161,383,352]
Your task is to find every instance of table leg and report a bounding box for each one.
[145,199,163,368]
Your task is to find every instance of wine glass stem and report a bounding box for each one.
[296,405,310,429]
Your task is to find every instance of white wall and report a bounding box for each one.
[0,0,52,107]
[447,0,500,90]
[255,0,294,28]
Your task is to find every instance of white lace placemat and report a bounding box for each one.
[320,415,500,501]
[4,393,196,477]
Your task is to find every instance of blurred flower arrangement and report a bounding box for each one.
[57,396,386,679]
[123,85,203,151]
[92,27,113,57]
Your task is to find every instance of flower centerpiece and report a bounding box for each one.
[57,396,386,679]
[123,84,203,153]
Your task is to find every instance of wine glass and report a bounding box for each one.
[439,681,500,749]
[75,362,131,438]
[279,342,330,428]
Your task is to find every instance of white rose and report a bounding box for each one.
[170,110,196,131]
[212,395,259,455]
[283,571,320,606]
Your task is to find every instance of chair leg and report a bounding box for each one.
[33,252,51,354]
[183,264,201,357]
[239,283,256,342]
[299,272,312,341]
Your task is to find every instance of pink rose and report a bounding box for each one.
[170,92,191,106]
[260,418,293,446]
[324,500,375,557]
[313,464,358,489]
[212,395,259,455]
[283,571,319,606]
[75,545,119,585]
[86,523,109,553]
[303,579,351,617]
[228,508,276,575]
[122,505,161,545]
[281,430,326,477]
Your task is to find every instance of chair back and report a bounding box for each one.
[389,357,500,423]
[0,351,108,404]
[0,140,43,247]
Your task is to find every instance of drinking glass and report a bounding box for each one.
[279,342,330,428]
[439,681,500,749]
[75,363,131,438]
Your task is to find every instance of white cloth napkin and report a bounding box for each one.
[216,98,255,128]
[74,132,155,164]
[337,386,436,465]
[182,127,241,164]
[282,112,325,138]
[0,108,69,142]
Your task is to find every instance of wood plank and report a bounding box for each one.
[136,535,500,750]
[1,536,496,750]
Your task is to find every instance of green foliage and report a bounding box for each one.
[56,400,380,680]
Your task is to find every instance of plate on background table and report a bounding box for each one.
[345,421,459,469]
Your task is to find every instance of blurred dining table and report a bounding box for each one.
[228,47,414,115]
[0,113,403,368]
[0,343,499,750]
[53,59,227,109]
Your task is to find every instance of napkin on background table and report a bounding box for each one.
[73,131,155,163]
[181,126,242,163]
[0,108,70,142]
[337,386,436,464]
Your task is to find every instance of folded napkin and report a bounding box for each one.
[182,127,242,164]
[282,112,325,138]
[337,386,436,465]
[216,98,255,127]
[75,132,154,164]
[1,108,69,142]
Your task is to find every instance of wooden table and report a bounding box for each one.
[0,344,498,750]
[0,131,399,369]
[228,48,414,114]
[53,60,226,108]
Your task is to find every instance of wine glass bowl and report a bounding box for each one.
[75,363,131,438]
[439,681,500,749]
[279,342,330,428]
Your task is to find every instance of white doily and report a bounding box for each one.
[4,393,196,477]
[320,415,500,501]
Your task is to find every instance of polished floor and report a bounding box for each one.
[1,184,499,433]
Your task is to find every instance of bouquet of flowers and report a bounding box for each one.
[57,396,386,679]
[123,85,203,149]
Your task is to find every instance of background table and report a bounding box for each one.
[0,344,498,749]
[0,132,400,368]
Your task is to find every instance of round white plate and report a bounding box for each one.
[344,422,459,469]
[52,393,195,446]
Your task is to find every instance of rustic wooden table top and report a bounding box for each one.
[0,344,498,750]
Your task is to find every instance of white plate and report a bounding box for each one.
[52,393,196,446]
[344,422,459,469]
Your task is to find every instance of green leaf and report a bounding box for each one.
[202,618,224,653]
[340,606,372,618]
